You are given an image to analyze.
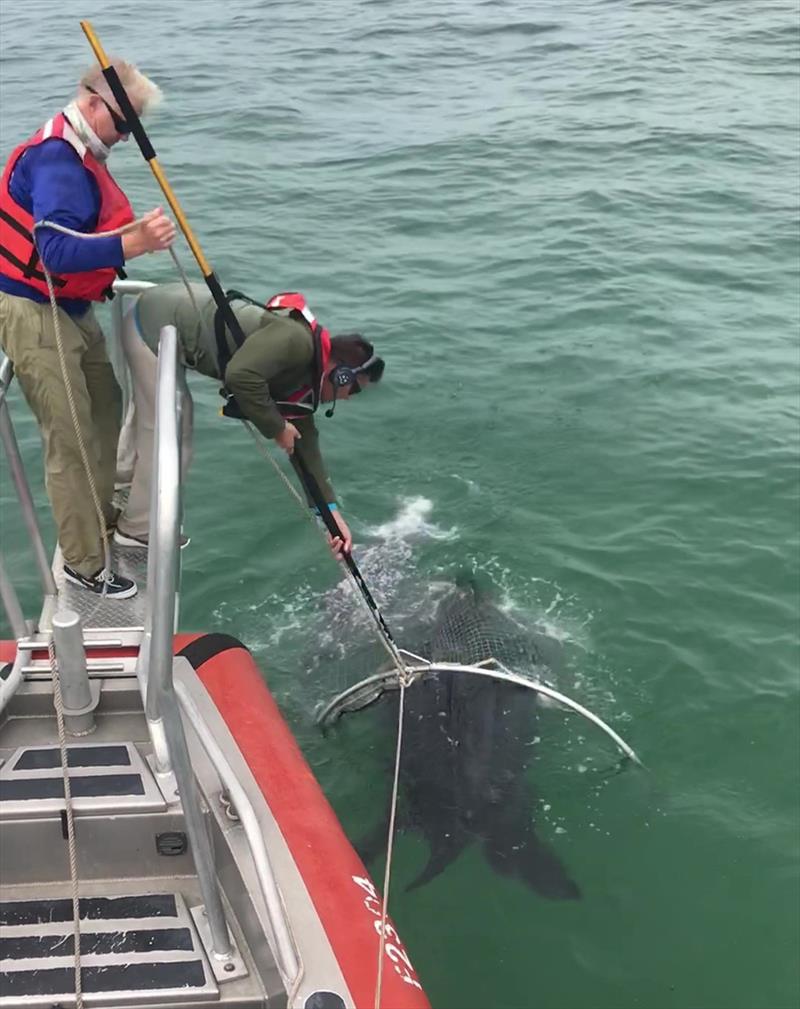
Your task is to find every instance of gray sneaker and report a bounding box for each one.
[114,529,190,550]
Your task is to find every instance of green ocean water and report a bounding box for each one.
[1,1,799,1007]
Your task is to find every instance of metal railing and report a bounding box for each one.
[0,354,58,616]
[142,324,233,961]
[142,324,302,984]
[176,675,302,988]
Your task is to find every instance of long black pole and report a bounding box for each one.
[293,455,399,648]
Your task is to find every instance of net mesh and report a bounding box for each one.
[428,581,544,671]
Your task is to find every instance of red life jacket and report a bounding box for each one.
[265,292,332,417]
[0,111,134,301]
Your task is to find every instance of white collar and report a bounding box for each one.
[63,101,111,162]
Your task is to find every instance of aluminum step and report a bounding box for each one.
[0,742,167,819]
[0,891,218,1004]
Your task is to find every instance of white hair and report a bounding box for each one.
[78,58,163,116]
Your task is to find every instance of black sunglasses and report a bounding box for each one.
[85,85,131,136]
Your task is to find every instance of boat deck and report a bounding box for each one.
[0,674,274,1007]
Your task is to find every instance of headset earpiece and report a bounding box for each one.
[330,364,358,388]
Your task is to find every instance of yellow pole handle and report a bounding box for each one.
[79,20,213,277]
[79,19,109,66]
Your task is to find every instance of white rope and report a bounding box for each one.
[31,212,175,1009]
[47,638,83,1006]
[239,420,411,1007]
[33,221,123,593]
[240,419,308,510]
[374,679,407,1009]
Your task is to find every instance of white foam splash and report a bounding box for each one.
[368,496,458,542]
[450,473,481,494]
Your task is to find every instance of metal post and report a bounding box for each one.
[145,326,232,959]
[0,356,57,599]
[0,647,32,715]
[140,343,173,775]
[109,291,132,416]
[0,554,29,640]
[52,608,97,735]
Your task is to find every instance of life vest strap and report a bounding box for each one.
[0,207,33,243]
[0,242,66,287]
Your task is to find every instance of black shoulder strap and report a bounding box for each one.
[310,322,324,411]
[215,289,257,378]
[225,288,263,309]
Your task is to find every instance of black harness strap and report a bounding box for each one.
[309,321,324,411]
[214,289,257,378]
[0,244,67,287]
[0,207,33,242]
[24,247,41,280]
[0,207,68,287]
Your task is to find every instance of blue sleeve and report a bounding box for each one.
[18,140,124,274]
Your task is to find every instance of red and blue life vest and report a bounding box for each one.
[0,112,134,301]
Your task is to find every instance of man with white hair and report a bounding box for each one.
[0,60,176,598]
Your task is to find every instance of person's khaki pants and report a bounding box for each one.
[115,305,194,538]
[0,291,121,576]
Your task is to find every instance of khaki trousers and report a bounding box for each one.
[116,306,193,538]
[0,291,121,576]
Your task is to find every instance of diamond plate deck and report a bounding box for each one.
[38,540,149,636]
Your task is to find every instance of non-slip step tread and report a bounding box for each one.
[13,745,132,770]
[0,742,166,817]
[0,892,218,1002]
[0,773,145,802]
[0,893,178,926]
[0,959,207,997]
[0,925,193,959]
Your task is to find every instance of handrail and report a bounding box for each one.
[175,676,303,991]
[0,645,33,713]
[112,279,156,296]
[0,354,12,406]
[0,355,58,602]
[142,324,233,961]
[0,290,240,966]
[0,553,29,640]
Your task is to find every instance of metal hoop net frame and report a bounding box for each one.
[317,650,641,766]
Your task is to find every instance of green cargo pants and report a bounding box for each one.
[0,291,121,577]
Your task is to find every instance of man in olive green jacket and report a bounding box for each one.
[115,282,384,557]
